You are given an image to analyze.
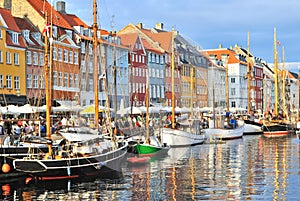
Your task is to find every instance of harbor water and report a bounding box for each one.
[1,134,300,200]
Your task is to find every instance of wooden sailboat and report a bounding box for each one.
[203,53,245,140]
[160,28,204,147]
[13,0,128,180]
[134,68,169,156]
[262,28,295,138]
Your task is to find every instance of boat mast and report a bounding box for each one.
[171,28,176,129]
[93,0,99,129]
[113,31,117,133]
[145,67,150,143]
[190,67,194,117]
[274,28,279,116]
[281,46,288,120]
[44,13,52,156]
[225,55,229,113]
[247,32,251,114]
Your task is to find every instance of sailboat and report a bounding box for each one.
[160,28,204,147]
[261,28,295,138]
[133,67,169,156]
[13,0,128,180]
[203,53,245,140]
[242,32,263,135]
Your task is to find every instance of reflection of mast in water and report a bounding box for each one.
[272,141,288,200]
[189,154,196,201]
[171,166,177,201]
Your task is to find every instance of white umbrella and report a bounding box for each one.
[52,105,71,112]
[18,104,37,113]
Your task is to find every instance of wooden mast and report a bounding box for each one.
[247,32,251,114]
[145,67,150,144]
[225,55,229,113]
[274,28,279,116]
[281,46,288,120]
[93,0,99,129]
[171,28,176,129]
[190,67,194,117]
[44,13,52,157]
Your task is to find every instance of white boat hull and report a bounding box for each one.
[244,123,262,134]
[161,128,204,147]
[204,124,245,140]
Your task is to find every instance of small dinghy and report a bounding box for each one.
[127,156,151,164]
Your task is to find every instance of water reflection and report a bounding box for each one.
[1,135,300,200]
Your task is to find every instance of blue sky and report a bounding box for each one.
[62,0,300,69]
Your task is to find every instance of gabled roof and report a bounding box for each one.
[118,23,165,53]
[0,7,20,32]
[27,0,72,30]
[14,17,43,49]
[117,32,138,50]
[140,29,172,53]
[203,48,247,65]
[60,13,88,28]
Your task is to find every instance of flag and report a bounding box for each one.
[42,23,51,37]
[277,41,281,46]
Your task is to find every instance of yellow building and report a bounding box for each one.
[0,7,26,105]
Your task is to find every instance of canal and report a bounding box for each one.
[1,134,299,200]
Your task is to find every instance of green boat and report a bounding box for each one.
[134,143,166,156]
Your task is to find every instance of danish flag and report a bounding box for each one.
[42,23,51,37]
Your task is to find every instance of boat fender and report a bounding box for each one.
[67,166,71,176]
[2,163,10,173]
[98,161,107,168]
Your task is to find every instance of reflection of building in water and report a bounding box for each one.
[130,164,150,201]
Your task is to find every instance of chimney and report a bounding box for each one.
[155,22,164,30]
[136,23,143,29]
[2,0,12,10]
[218,44,222,49]
[56,1,66,14]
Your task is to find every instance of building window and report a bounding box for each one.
[69,74,73,88]
[40,75,44,89]
[0,75,2,87]
[14,76,20,89]
[6,52,11,64]
[74,52,78,64]
[33,75,38,88]
[58,48,62,61]
[0,51,2,63]
[40,52,44,66]
[231,88,236,96]
[64,73,68,87]
[53,71,57,86]
[75,74,78,88]
[0,29,2,39]
[69,51,73,64]
[89,61,93,73]
[53,47,57,60]
[14,53,19,65]
[59,72,62,86]
[89,79,93,91]
[231,78,235,83]
[6,75,12,89]
[64,50,68,62]
[26,51,31,64]
[231,101,236,108]
[33,52,38,65]
[26,74,32,88]
[12,32,19,44]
